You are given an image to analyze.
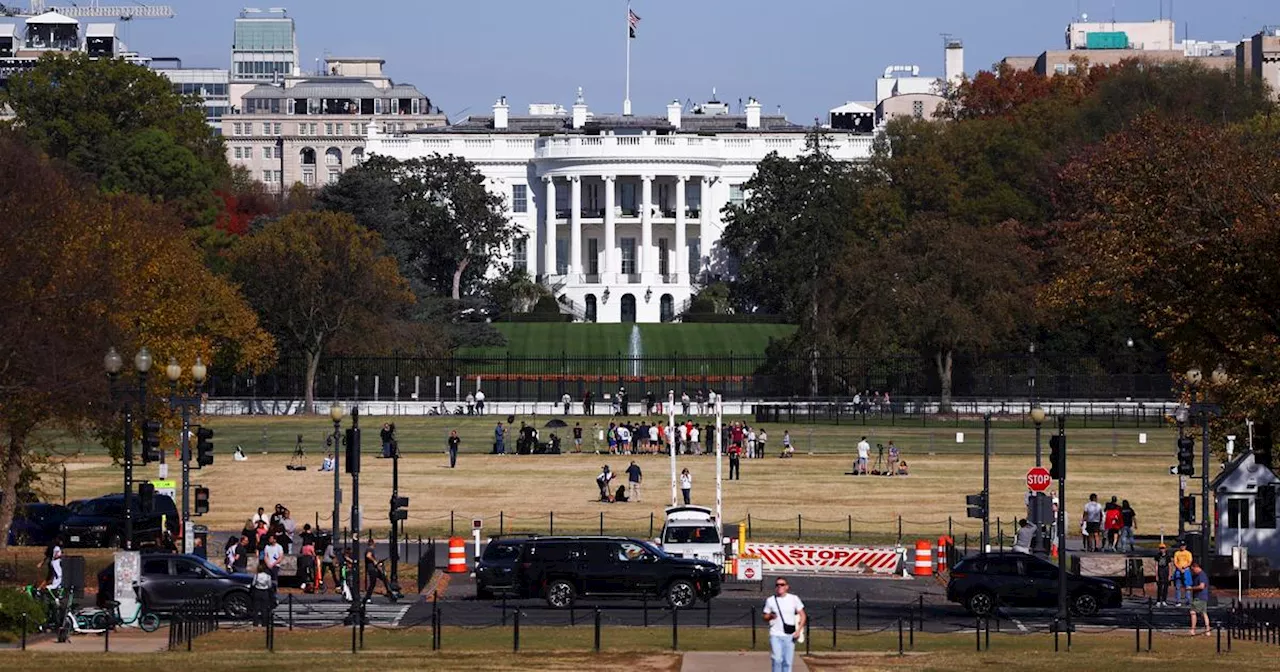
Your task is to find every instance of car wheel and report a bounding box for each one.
[666,580,697,609]
[223,591,251,619]
[545,580,575,609]
[1070,592,1100,617]
[966,590,996,617]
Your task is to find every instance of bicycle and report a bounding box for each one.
[85,599,161,633]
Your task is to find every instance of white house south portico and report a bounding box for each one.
[366,91,874,322]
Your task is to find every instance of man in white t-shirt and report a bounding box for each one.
[763,577,805,672]
[474,389,485,415]
[262,535,284,580]
[856,436,871,474]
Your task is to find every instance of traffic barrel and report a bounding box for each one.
[936,535,953,573]
[913,539,933,577]
[448,536,467,573]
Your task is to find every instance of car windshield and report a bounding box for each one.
[483,543,521,561]
[663,525,719,544]
[190,556,228,575]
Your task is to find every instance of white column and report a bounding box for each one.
[675,176,687,284]
[698,177,712,280]
[604,175,617,280]
[641,175,654,276]
[570,176,582,279]
[544,176,557,277]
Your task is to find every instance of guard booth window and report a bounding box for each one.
[1226,498,1250,530]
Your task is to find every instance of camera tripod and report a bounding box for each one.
[873,444,886,474]
[287,434,308,471]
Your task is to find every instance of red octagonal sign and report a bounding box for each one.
[1027,466,1052,492]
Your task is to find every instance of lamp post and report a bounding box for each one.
[166,355,207,553]
[1031,406,1046,467]
[105,346,152,550]
[1175,403,1189,539]
[1185,366,1226,565]
[330,404,344,545]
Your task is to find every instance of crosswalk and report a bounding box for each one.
[263,598,412,627]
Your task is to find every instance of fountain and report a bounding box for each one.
[627,325,643,377]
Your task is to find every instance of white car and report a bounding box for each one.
[658,506,725,566]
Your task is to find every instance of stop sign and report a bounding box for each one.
[1027,466,1052,492]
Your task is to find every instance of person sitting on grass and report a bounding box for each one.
[896,460,909,476]
[614,484,629,503]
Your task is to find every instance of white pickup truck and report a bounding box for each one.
[658,506,725,567]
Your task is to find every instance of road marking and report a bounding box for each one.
[1011,616,1028,632]
[391,604,411,627]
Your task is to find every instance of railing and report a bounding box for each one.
[168,594,220,651]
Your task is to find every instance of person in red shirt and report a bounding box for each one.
[1103,505,1123,552]
[728,440,741,480]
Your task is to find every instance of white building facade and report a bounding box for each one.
[366,93,874,323]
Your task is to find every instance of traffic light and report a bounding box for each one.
[966,492,987,520]
[1257,484,1277,529]
[138,482,155,513]
[140,420,162,464]
[195,427,215,467]
[1048,435,1065,480]
[194,486,210,515]
[1180,495,1196,524]
[345,427,361,474]
[1255,421,1274,469]
[390,495,409,522]
[1177,436,1195,476]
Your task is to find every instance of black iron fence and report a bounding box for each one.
[168,594,220,651]
[208,352,1172,403]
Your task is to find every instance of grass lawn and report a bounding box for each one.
[460,323,796,358]
[0,628,1272,671]
[31,415,1186,543]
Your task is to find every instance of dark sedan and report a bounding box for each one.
[7,503,71,546]
[946,552,1123,617]
[138,554,253,618]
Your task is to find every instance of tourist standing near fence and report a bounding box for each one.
[763,577,805,672]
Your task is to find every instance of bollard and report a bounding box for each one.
[918,594,924,631]
[909,612,914,649]
[832,606,838,650]
[706,599,712,628]
[1135,623,1141,653]
[975,617,981,652]
[856,593,861,631]
[750,606,757,649]
[513,609,520,652]
[672,607,679,650]
[594,608,602,652]
[21,612,26,651]
[288,593,294,631]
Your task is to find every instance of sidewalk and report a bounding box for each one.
[681,651,810,672]
[27,628,169,653]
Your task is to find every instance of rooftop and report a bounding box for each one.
[422,112,809,135]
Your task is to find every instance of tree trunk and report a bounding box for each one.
[452,257,470,301]
[304,349,322,415]
[935,349,954,414]
[0,428,27,551]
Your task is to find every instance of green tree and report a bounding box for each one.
[2,53,227,223]
[228,211,415,414]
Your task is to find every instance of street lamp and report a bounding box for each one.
[1031,405,1046,466]
[1185,366,1222,566]
[330,403,344,545]
[167,355,208,553]
[104,346,151,549]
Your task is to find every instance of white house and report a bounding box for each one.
[365,90,875,323]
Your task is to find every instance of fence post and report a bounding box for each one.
[898,515,902,542]
[104,621,110,652]
[549,511,554,535]
[847,515,852,543]
[1135,622,1141,653]
[288,593,294,631]
[856,592,861,631]
[513,609,520,652]
[832,606,838,650]
[672,607,679,650]
[500,511,505,537]
[649,512,654,538]
[909,610,914,649]
[918,594,924,631]
[748,514,753,539]
[600,511,605,535]
[798,514,803,541]
[706,598,712,628]
[21,612,26,651]
[643,594,649,627]
[594,608,602,653]
[899,617,905,656]
[949,516,953,539]
[450,511,455,537]
[985,617,990,650]
[751,606,757,649]
[805,616,811,655]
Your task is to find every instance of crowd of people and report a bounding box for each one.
[1080,494,1137,553]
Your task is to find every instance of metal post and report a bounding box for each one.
[1035,421,1042,466]
[350,407,362,632]
[123,405,134,549]
[1177,419,1186,538]
[832,606,838,649]
[751,606,757,649]
[391,446,400,589]
[180,401,191,547]
[332,418,341,548]
[513,608,520,652]
[1057,414,1069,624]
[1200,407,1211,567]
[672,606,679,650]
[982,412,991,551]
[594,608,601,652]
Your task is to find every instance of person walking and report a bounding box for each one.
[1172,540,1193,606]
[1082,494,1103,552]
[763,577,806,672]
[1188,560,1211,635]
[250,560,274,628]
[680,468,692,505]
[626,460,643,502]
[728,440,741,480]
[573,422,584,453]
[1120,500,1137,553]
[1154,543,1171,606]
[447,429,461,468]
[363,548,398,603]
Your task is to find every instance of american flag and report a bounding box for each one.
[628,8,641,38]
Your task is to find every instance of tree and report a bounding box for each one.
[228,211,414,414]
[2,52,227,223]
[1052,114,1280,423]
[318,154,519,300]
[0,132,273,549]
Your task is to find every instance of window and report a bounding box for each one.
[175,560,205,578]
[555,183,569,213]
[620,183,637,214]
[234,147,243,159]
[513,238,527,271]
[512,184,528,213]
[142,558,170,576]
[620,237,637,274]
[263,170,274,183]
[663,526,718,544]
[729,184,745,207]
[273,123,281,134]
[1227,498,1251,530]
[328,169,340,184]
[615,541,652,562]
[912,101,924,119]
[335,123,344,135]
[688,237,701,277]
[658,238,669,276]
[302,170,315,185]
[587,238,599,274]
[556,238,568,275]
[233,122,242,136]
[324,123,333,136]
[374,98,383,114]
[261,122,271,135]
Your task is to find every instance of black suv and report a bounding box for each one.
[947,552,1123,617]
[475,538,524,599]
[61,493,180,548]
[485,536,720,609]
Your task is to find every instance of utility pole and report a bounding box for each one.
[348,406,363,630]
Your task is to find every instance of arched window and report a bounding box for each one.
[300,147,316,165]
[585,294,597,323]
[620,294,637,323]
[660,294,674,323]
[351,147,365,165]
[325,147,343,166]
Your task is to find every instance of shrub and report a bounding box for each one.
[503,296,571,322]
[0,588,47,640]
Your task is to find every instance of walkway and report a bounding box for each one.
[681,651,810,672]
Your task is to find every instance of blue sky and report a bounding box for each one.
[118,0,1276,121]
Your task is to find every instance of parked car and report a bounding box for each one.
[658,506,725,564]
[495,536,720,609]
[946,552,1123,617]
[475,538,525,599]
[60,493,180,548]
[97,553,252,617]
[7,503,72,546]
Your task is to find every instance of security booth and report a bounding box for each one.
[1213,452,1280,583]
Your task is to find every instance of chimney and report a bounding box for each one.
[745,97,761,129]
[667,99,682,129]
[945,39,965,89]
[572,86,588,129]
[493,96,509,130]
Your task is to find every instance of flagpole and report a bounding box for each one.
[624,1,632,116]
